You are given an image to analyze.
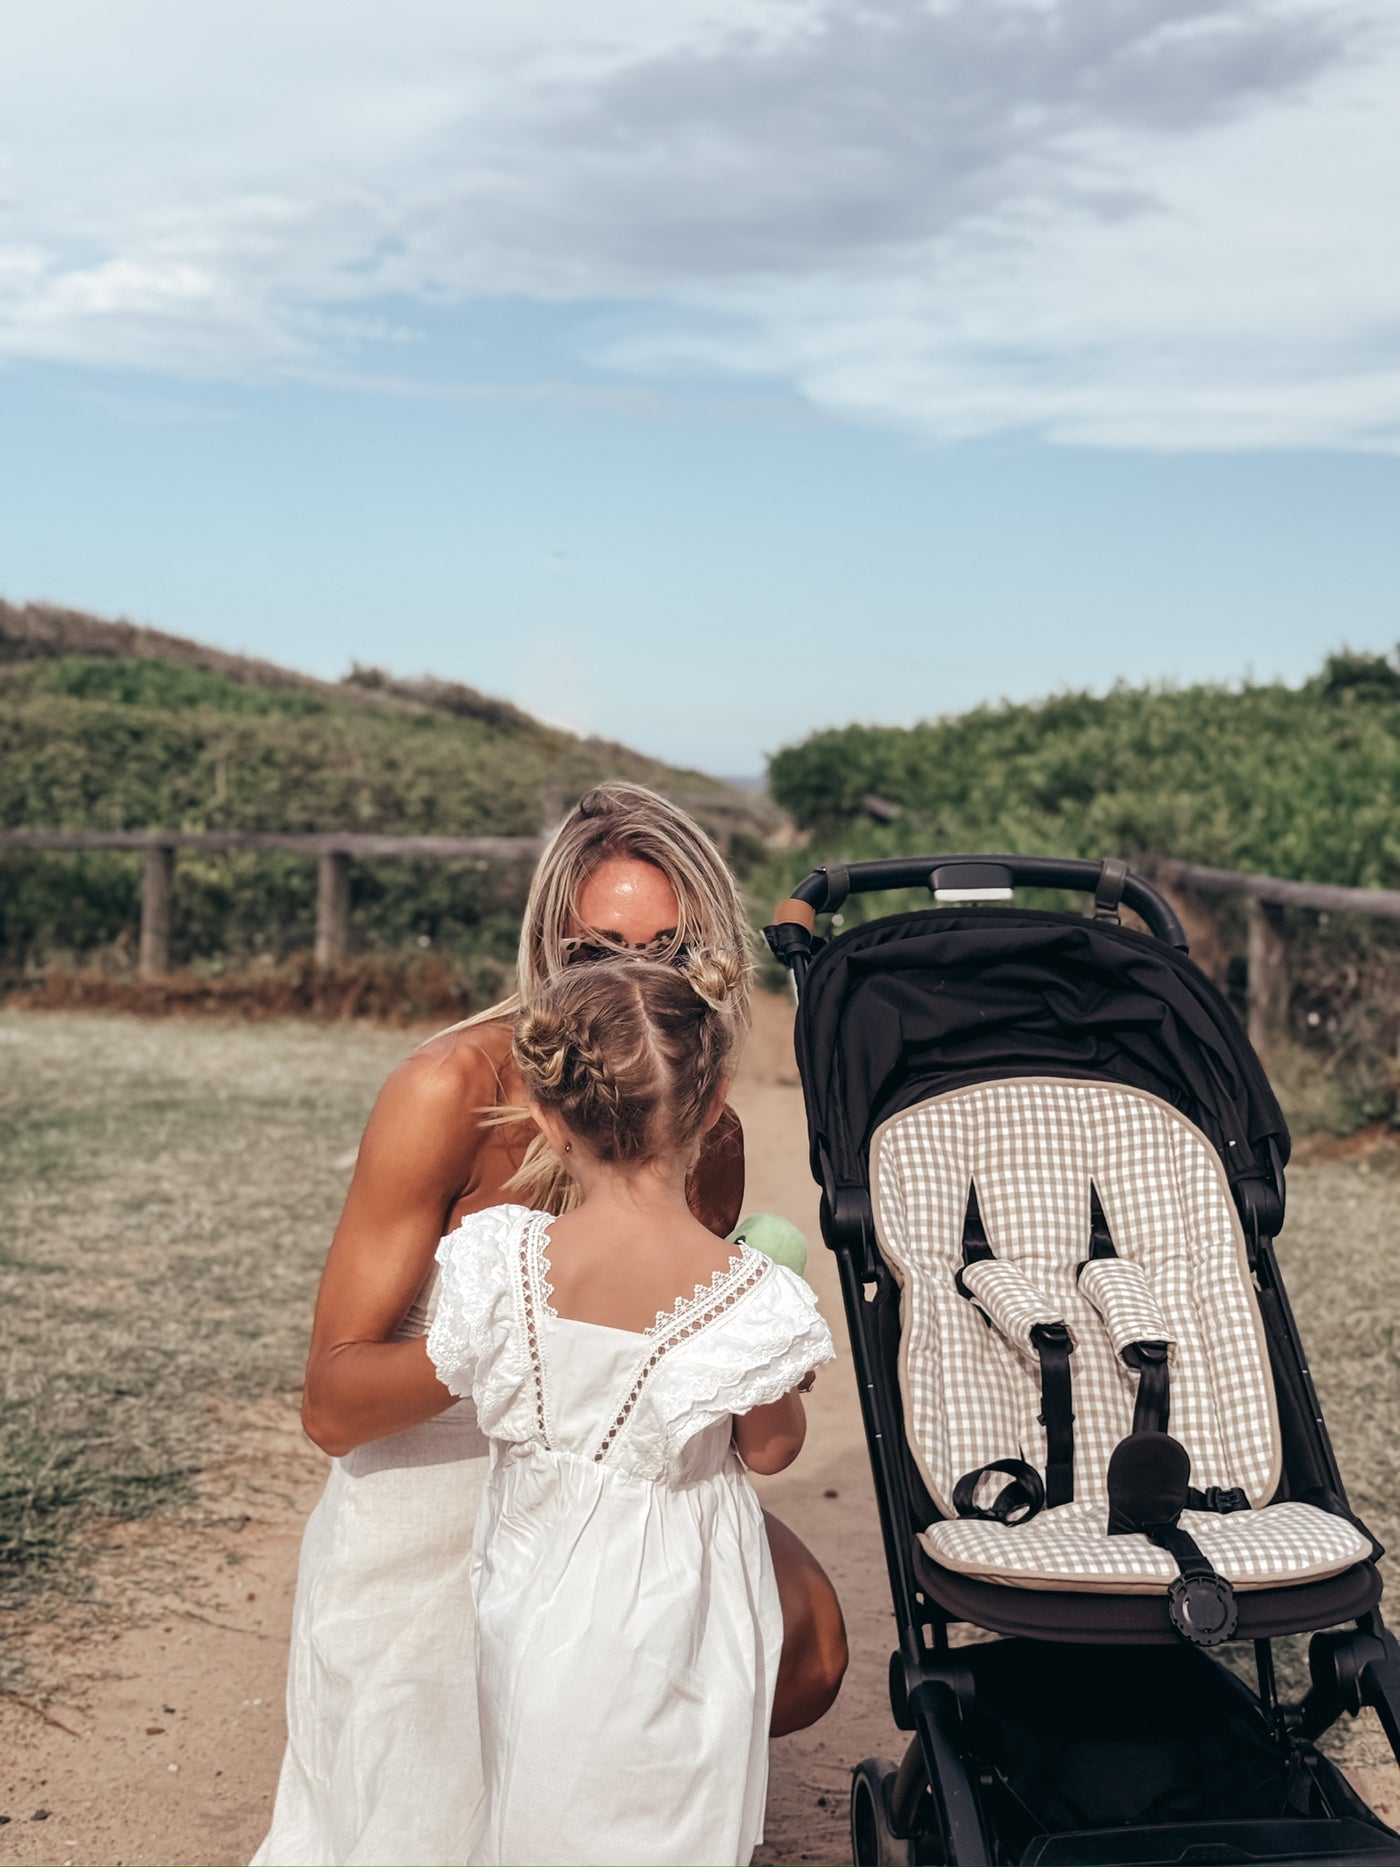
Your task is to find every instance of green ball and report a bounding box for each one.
[728,1212,809,1276]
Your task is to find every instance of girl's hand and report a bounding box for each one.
[797,1370,817,1394]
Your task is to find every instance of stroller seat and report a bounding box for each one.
[871,1076,1372,1599]
[922,1498,1368,1594]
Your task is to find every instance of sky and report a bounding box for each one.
[2,0,1398,775]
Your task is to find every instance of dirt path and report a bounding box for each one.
[0,1005,899,1866]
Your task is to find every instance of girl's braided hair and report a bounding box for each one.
[513,951,745,1166]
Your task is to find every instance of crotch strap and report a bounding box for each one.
[1107,1432,1239,1647]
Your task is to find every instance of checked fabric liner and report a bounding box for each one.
[870,1077,1371,1595]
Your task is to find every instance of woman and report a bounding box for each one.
[253,783,848,1867]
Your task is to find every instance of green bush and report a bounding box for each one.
[758,652,1400,1128]
[768,654,1400,887]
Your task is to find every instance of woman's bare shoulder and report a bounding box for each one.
[413,1018,512,1083]
[371,1019,515,1130]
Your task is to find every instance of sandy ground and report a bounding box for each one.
[0,1002,901,1867]
[3,999,1397,1865]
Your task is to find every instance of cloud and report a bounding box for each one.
[535,0,1350,277]
[0,0,1393,449]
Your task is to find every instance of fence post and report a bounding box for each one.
[316,851,351,967]
[1247,899,1288,1052]
[139,844,175,978]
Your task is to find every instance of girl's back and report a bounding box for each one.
[426,955,834,1866]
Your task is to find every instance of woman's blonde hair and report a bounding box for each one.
[446,781,755,1205]
[514,952,744,1169]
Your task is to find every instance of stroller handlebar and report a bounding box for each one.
[767,853,1189,966]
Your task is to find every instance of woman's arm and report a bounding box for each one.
[300,1038,498,1458]
[733,1389,807,1476]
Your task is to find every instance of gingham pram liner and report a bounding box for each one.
[871,1077,1372,1595]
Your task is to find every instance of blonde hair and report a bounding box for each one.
[514,952,744,1169]
[441,782,755,1206]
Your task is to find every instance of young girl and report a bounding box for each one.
[427,952,835,1867]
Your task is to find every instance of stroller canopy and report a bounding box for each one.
[794,908,1289,1220]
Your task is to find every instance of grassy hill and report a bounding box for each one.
[0,599,777,996]
[766,651,1400,887]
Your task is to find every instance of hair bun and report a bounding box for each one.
[576,786,613,820]
[680,948,745,1013]
[514,1005,573,1091]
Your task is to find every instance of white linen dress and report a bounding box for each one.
[252,1272,491,1867]
[427,1203,836,1867]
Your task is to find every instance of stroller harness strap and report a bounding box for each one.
[957,1186,1077,1509]
[952,1459,1045,1525]
[1076,1242,1176,1439]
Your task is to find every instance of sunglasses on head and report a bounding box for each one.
[560,928,687,967]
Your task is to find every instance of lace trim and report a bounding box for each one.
[650,1254,747,1335]
[536,1233,752,1344]
[664,1314,836,1453]
[593,1250,771,1462]
[519,1211,552,1447]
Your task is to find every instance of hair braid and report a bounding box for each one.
[510,956,742,1175]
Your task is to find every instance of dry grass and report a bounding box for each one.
[2,1007,1398,1777]
[0,1009,410,1642]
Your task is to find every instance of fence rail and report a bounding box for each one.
[5,833,1399,1041]
[1155,860,1400,1051]
[1157,859,1400,921]
[0,828,546,973]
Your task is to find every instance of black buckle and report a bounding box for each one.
[1167,1572,1239,1646]
[1189,1485,1250,1515]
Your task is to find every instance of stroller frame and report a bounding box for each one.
[767,854,1400,1867]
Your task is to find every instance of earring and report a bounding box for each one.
[564,1142,572,1153]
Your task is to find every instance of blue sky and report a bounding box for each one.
[2,1,1398,775]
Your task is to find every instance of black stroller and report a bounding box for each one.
[766,855,1400,1867]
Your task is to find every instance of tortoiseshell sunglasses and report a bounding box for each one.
[560,928,687,967]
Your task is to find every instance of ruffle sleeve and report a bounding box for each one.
[426,1202,538,1440]
[657,1262,836,1454]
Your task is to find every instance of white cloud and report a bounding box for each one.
[0,0,1394,449]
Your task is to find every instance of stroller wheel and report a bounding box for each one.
[851,1756,913,1867]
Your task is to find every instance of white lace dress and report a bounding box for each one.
[427,1204,836,1867]
[252,1273,491,1867]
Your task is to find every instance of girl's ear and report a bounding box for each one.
[530,1099,576,1160]
[700,1078,731,1134]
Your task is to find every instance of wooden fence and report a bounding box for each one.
[0,829,545,973]
[5,834,1400,1049]
[1156,860,1400,1050]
